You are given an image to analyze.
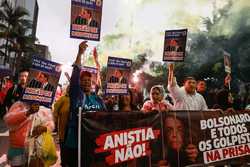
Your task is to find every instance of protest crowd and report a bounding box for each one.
[0,40,249,167]
[0,0,250,167]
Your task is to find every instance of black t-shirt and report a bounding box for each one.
[3,84,25,110]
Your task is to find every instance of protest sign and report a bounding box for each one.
[22,56,62,107]
[163,29,187,62]
[105,57,132,95]
[70,0,103,41]
[224,51,232,74]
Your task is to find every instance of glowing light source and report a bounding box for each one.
[132,70,142,83]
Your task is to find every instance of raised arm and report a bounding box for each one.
[69,41,88,99]
[167,64,183,101]
[93,47,102,88]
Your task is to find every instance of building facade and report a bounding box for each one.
[14,0,39,38]
[0,0,39,66]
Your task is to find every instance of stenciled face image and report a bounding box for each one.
[165,117,184,151]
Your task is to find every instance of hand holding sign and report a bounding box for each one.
[78,41,88,55]
[26,103,40,116]
[76,41,88,66]
[31,125,47,137]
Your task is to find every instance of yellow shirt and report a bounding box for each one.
[53,94,70,142]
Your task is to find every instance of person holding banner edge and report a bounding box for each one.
[63,41,106,167]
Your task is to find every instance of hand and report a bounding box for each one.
[213,108,224,114]
[225,107,235,113]
[78,41,88,55]
[224,74,231,87]
[26,103,39,116]
[32,125,47,137]
[185,144,198,163]
[157,160,169,167]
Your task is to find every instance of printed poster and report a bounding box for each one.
[70,0,103,41]
[105,57,132,95]
[81,110,250,166]
[163,29,187,62]
[22,56,62,107]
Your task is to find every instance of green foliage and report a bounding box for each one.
[0,0,37,74]
[135,0,250,91]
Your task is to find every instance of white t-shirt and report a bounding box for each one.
[168,84,208,111]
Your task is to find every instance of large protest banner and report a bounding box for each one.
[81,111,162,167]
[22,56,62,107]
[70,0,103,41]
[81,110,250,167]
[163,29,187,62]
[105,57,132,95]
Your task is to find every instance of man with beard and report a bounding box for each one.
[63,41,106,167]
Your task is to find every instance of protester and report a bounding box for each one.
[63,41,107,167]
[0,77,13,117]
[197,80,217,109]
[53,86,70,167]
[103,95,117,112]
[0,77,13,103]
[130,87,144,110]
[167,64,208,110]
[4,102,54,167]
[163,115,199,167]
[3,69,29,112]
[141,85,173,112]
[118,89,137,112]
[215,74,234,110]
